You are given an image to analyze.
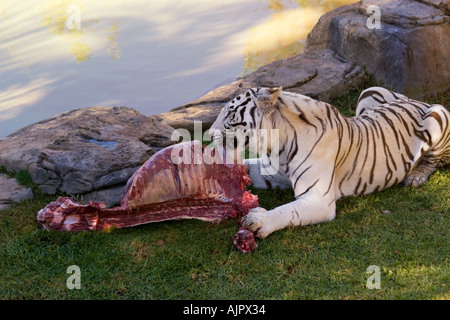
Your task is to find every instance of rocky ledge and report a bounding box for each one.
[0,0,448,207]
[0,174,33,211]
[0,107,174,206]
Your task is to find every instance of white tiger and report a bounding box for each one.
[209,86,450,239]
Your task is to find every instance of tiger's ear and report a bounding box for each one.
[255,87,282,117]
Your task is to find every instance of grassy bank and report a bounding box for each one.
[0,86,449,300]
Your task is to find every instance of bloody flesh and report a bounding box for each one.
[37,141,259,252]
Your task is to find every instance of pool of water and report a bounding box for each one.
[0,0,354,138]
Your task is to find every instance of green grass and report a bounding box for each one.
[0,87,449,300]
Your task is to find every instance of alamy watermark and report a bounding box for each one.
[366,5,381,30]
[366,265,381,289]
[66,265,81,290]
[66,4,81,31]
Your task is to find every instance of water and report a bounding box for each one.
[0,0,354,138]
[88,138,118,150]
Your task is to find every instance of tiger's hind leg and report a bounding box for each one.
[404,105,450,187]
[404,147,449,187]
[403,159,438,187]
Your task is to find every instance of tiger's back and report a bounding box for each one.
[270,86,450,200]
[342,87,450,194]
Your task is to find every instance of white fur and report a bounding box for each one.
[210,87,450,239]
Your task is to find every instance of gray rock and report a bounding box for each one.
[241,49,367,102]
[307,0,450,97]
[82,184,125,208]
[156,80,246,134]
[158,50,367,132]
[419,0,450,14]
[157,102,226,135]
[0,107,175,201]
[0,174,33,210]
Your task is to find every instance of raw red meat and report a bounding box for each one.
[232,228,258,253]
[37,141,259,252]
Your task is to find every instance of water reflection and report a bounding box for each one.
[106,22,121,60]
[243,0,355,73]
[0,0,355,138]
[41,0,120,62]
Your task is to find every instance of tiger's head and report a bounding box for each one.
[208,87,282,149]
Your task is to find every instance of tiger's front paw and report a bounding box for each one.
[241,207,272,239]
[241,207,266,231]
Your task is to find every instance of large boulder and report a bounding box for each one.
[240,48,366,101]
[0,107,175,206]
[306,0,450,97]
